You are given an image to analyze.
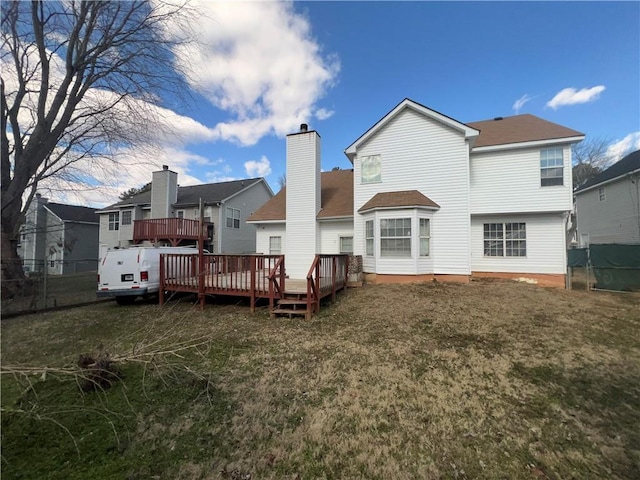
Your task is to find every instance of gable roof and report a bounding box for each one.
[344,98,480,161]
[247,169,354,222]
[575,149,640,193]
[100,178,267,211]
[467,114,584,148]
[358,190,440,213]
[45,202,100,223]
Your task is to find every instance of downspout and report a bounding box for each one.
[563,211,571,289]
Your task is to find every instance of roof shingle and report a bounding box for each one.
[468,114,584,148]
[575,149,640,193]
[247,170,353,222]
[358,190,440,213]
[46,203,100,223]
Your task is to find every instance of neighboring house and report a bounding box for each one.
[574,149,640,246]
[18,194,100,275]
[97,166,273,256]
[248,98,585,287]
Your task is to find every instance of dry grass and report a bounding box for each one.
[2,280,639,479]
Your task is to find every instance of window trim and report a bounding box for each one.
[361,155,382,184]
[598,187,606,202]
[380,217,412,258]
[108,212,119,231]
[121,210,132,226]
[365,220,374,256]
[483,222,527,257]
[226,207,240,229]
[540,148,564,187]
[339,236,354,255]
[269,236,282,255]
[419,218,430,257]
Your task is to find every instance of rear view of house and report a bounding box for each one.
[574,149,640,245]
[19,194,100,275]
[249,98,585,287]
[98,167,273,257]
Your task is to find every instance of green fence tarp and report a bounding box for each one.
[590,244,640,291]
[568,248,589,267]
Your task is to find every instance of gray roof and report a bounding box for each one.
[100,178,265,211]
[575,149,640,193]
[46,203,100,223]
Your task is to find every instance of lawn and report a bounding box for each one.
[2,280,639,479]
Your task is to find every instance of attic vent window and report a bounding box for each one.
[361,155,382,184]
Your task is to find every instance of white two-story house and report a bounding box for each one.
[98,166,273,257]
[248,98,584,287]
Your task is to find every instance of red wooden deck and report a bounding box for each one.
[159,253,348,317]
[133,218,211,246]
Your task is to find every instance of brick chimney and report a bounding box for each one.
[151,165,178,218]
[285,124,321,278]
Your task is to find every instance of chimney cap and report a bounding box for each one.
[162,164,169,170]
[300,123,308,132]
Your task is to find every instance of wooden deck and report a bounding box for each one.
[159,253,348,318]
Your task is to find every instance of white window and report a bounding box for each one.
[176,210,185,219]
[226,207,240,228]
[121,210,132,226]
[598,187,606,202]
[380,218,411,257]
[419,218,430,257]
[339,236,353,255]
[361,155,382,184]
[269,236,281,255]
[540,148,564,186]
[365,220,374,256]
[108,212,119,231]
[483,223,526,257]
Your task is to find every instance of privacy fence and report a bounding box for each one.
[2,259,100,317]
[568,244,640,292]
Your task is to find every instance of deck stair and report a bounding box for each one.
[270,291,313,320]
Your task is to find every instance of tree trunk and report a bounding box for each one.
[1,222,27,300]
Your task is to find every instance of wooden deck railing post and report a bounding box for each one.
[159,254,166,306]
[331,256,337,301]
[250,256,256,312]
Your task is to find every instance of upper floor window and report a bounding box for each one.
[483,222,526,257]
[361,155,382,184]
[121,210,132,226]
[340,236,353,255]
[226,207,240,228]
[419,218,430,257]
[176,210,185,219]
[540,148,564,186]
[365,220,374,256]
[380,218,411,257]
[598,187,606,202]
[108,212,119,231]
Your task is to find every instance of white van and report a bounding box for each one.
[97,246,199,305]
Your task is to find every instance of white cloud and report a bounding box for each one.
[606,131,640,162]
[546,85,606,110]
[315,108,335,120]
[171,1,340,145]
[512,94,532,114]
[244,156,272,177]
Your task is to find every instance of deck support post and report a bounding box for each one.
[250,256,256,312]
[159,255,165,306]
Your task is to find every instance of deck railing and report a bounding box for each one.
[306,254,349,315]
[133,218,203,243]
[159,253,284,310]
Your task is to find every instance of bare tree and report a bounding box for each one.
[572,137,613,189]
[1,1,196,297]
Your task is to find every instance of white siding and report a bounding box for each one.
[318,220,354,254]
[353,108,471,275]
[255,224,286,255]
[286,131,321,278]
[471,213,567,274]
[470,145,573,214]
[576,177,640,244]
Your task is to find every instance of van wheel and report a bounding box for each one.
[115,296,136,306]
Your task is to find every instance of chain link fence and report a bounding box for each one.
[2,259,100,316]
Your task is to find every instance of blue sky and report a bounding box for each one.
[40,1,640,206]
